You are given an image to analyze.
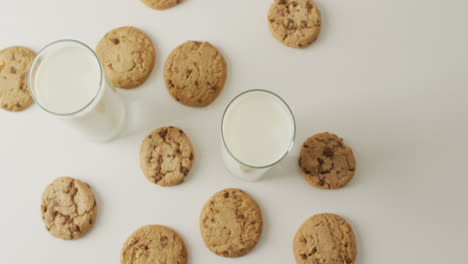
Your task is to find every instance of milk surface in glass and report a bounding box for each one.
[221,90,295,180]
[30,41,125,142]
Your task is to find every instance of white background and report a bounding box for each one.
[1,0,467,263]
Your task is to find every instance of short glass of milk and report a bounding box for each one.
[29,40,126,142]
[221,89,296,181]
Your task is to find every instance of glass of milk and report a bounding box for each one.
[221,89,296,181]
[29,40,126,142]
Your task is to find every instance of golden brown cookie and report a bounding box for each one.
[268,0,321,48]
[164,41,227,107]
[96,26,155,89]
[40,177,97,240]
[140,126,194,186]
[200,188,263,258]
[121,225,188,264]
[141,0,182,10]
[299,133,356,189]
[0,46,35,112]
[293,213,357,264]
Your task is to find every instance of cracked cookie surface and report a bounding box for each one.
[299,132,356,189]
[140,126,194,186]
[164,41,227,107]
[268,0,321,48]
[141,0,182,10]
[40,177,97,240]
[0,46,35,112]
[121,225,188,264]
[96,26,155,89]
[293,213,357,264]
[200,188,263,258]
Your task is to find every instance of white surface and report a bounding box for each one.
[0,0,467,263]
[34,46,101,114]
[222,90,294,167]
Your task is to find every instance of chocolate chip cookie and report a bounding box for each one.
[299,133,356,189]
[0,46,35,112]
[96,26,156,89]
[268,0,321,48]
[121,225,188,264]
[293,213,357,264]
[200,188,263,258]
[164,41,227,107]
[140,126,194,186]
[40,177,97,240]
[141,0,182,10]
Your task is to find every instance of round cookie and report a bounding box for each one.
[293,213,357,264]
[140,126,194,186]
[164,41,227,107]
[268,0,321,49]
[96,26,155,89]
[299,132,356,189]
[141,0,182,10]
[0,46,35,112]
[121,225,188,264]
[200,188,263,258]
[40,177,97,240]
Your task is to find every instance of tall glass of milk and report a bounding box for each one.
[29,40,126,142]
[221,89,296,181]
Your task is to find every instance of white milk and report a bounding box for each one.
[31,45,125,142]
[221,90,295,180]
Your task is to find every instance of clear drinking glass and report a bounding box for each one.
[29,40,126,142]
[221,89,296,181]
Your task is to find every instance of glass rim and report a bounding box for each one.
[28,39,104,117]
[221,89,296,169]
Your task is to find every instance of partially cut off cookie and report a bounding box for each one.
[0,46,36,112]
[293,213,357,264]
[141,0,182,10]
[121,225,188,264]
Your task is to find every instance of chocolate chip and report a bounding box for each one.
[20,72,27,80]
[158,129,168,139]
[148,135,152,139]
[318,179,325,186]
[298,43,303,47]
[179,129,184,134]
[311,247,317,254]
[301,254,307,260]
[346,258,353,264]
[70,225,80,233]
[306,2,313,11]
[160,236,168,247]
[210,86,217,91]
[292,1,298,7]
[251,220,256,225]
[15,103,21,108]
[143,245,149,250]
[89,219,93,225]
[186,69,192,77]
[301,20,308,27]
[158,155,163,164]
[224,192,229,198]
[176,97,180,102]
[10,67,16,74]
[168,80,175,88]
[195,80,199,86]
[180,167,189,176]
[154,173,164,182]
[323,148,334,157]
[318,158,324,165]
[277,0,287,4]
[189,153,194,160]
[41,205,47,213]
[112,38,120,45]
[197,99,202,104]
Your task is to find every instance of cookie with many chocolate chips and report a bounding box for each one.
[96,26,155,89]
[293,213,357,264]
[268,0,321,48]
[299,132,356,189]
[0,46,36,112]
[164,41,227,107]
[121,225,188,264]
[40,177,97,240]
[140,126,194,186]
[200,188,263,258]
[141,0,182,10]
